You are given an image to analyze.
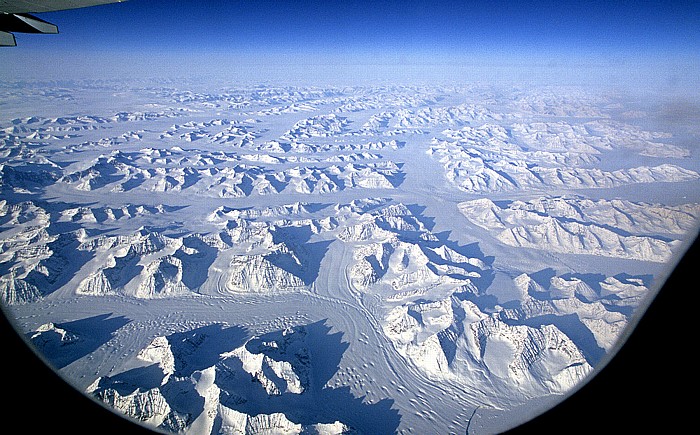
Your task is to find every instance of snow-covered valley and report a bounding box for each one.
[1,80,699,434]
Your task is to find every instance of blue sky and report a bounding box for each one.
[2,1,699,84]
[11,1,698,56]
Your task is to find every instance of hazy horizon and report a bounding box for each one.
[1,1,698,92]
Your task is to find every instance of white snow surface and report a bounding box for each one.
[458,196,700,262]
[2,81,699,434]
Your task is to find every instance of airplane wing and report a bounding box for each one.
[1,0,126,46]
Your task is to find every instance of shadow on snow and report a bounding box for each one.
[28,313,130,369]
[90,320,401,433]
[219,320,401,434]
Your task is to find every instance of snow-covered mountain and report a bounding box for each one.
[86,322,354,434]
[2,81,698,434]
[384,296,592,395]
[458,196,700,262]
[428,138,699,193]
[58,149,402,197]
